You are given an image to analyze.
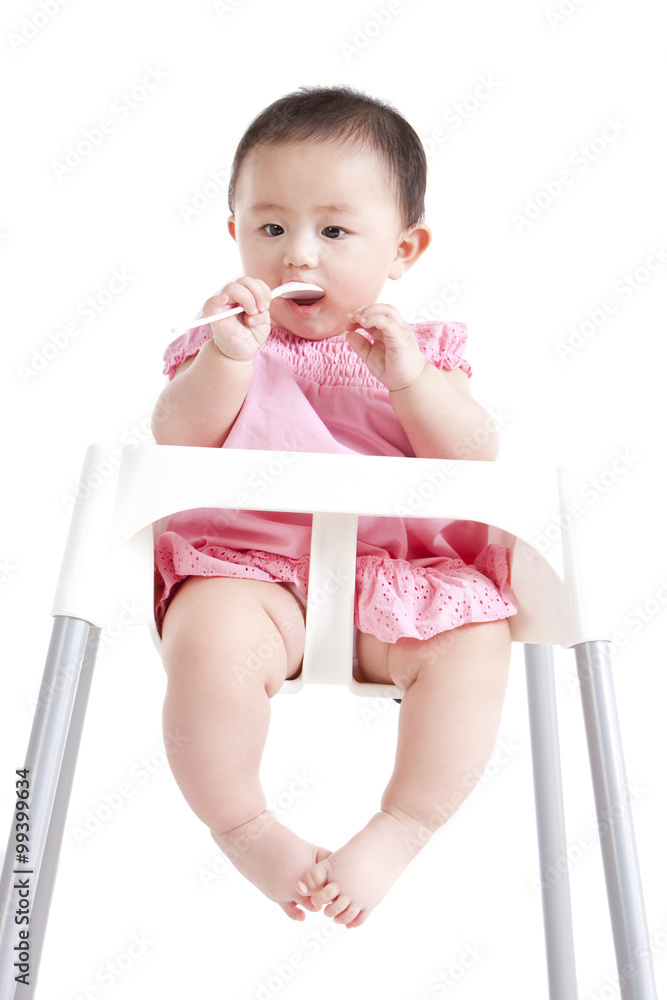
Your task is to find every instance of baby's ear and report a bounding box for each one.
[227,216,237,240]
[389,223,431,279]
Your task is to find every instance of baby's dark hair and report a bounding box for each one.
[228,85,427,229]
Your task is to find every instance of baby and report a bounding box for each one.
[152,86,516,928]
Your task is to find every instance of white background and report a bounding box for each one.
[1,0,666,997]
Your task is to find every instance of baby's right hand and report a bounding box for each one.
[202,276,272,362]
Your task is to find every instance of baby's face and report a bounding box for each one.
[229,140,410,340]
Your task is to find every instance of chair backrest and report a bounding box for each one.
[52,444,605,697]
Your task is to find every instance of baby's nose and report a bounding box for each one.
[282,236,318,269]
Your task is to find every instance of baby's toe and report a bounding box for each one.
[339,906,367,928]
[297,857,334,897]
[280,901,305,922]
[323,895,351,919]
[310,881,340,909]
[296,893,321,913]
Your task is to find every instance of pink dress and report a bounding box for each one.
[154,320,517,639]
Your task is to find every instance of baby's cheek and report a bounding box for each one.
[338,283,371,317]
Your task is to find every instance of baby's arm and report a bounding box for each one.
[347,304,498,461]
[152,277,271,447]
[390,364,497,460]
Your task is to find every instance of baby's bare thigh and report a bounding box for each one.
[357,620,511,688]
[161,577,306,683]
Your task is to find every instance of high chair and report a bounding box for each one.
[0,444,658,999]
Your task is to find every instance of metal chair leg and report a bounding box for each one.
[525,642,579,999]
[0,618,100,1000]
[575,641,657,1000]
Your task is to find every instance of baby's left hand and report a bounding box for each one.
[346,304,426,391]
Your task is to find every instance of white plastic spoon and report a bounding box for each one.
[171,281,324,335]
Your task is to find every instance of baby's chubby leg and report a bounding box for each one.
[160,576,330,921]
[298,620,512,927]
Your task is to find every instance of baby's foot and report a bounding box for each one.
[212,810,332,921]
[297,808,432,928]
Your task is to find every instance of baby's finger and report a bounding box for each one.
[202,292,230,319]
[360,309,417,353]
[348,303,401,330]
[220,280,264,317]
[345,329,373,362]
[347,305,375,330]
[236,276,272,314]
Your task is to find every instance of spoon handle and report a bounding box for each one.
[171,282,322,335]
[171,303,245,336]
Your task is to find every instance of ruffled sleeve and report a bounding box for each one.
[412,321,472,379]
[162,320,213,381]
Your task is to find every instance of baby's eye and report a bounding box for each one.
[322,226,347,239]
[261,224,284,237]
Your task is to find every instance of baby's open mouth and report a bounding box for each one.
[284,293,325,313]
[292,296,324,306]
